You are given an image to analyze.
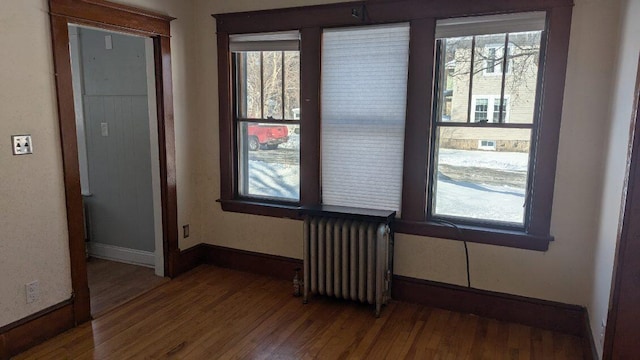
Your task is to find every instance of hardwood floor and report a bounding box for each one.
[87,257,168,317]
[17,265,584,359]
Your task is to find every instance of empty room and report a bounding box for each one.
[1,0,639,359]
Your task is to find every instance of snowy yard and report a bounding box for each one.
[246,138,529,224]
[435,149,529,224]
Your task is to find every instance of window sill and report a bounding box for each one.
[395,219,552,251]
[218,200,552,251]
[217,199,303,220]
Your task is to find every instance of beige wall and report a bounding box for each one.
[191,0,623,309]
[589,0,640,356]
[0,1,631,350]
[0,1,73,327]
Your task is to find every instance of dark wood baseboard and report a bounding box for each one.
[392,275,585,337]
[1,243,203,359]
[172,244,207,277]
[193,244,593,342]
[201,244,303,281]
[2,245,598,359]
[0,299,74,360]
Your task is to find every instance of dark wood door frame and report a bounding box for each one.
[49,0,179,325]
[603,53,640,359]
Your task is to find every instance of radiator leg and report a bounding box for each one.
[375,224,387,317]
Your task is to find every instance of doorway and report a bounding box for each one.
[49,0,179,325]
[68,24,167,316]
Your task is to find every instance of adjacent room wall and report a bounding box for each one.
[589,0,640,356]
[79,27,155,253]
[0,0,194,327]
[191,0,622,309]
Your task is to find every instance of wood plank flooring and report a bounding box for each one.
[87,257,168,317]
[17,265,584,359]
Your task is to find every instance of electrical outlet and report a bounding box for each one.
[12,135,33,155]
[183,224,190,238]
[26,280,39,304]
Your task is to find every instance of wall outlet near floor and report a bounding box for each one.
[599,319,606,348]
[183,224,189,238]
[26,280,40,304]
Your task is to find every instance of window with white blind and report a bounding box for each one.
[320,23,410,212]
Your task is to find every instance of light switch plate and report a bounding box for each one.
[12,135,33,155]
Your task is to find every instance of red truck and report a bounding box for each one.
[247,124,289,151]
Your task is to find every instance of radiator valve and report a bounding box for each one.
[293,268,302,297]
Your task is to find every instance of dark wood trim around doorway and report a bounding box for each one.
[48,0,178,326]
[602,53,640,360]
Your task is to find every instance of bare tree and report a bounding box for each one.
[443,32,542,104]
[241,51,300,120]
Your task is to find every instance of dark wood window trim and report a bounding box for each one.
[49,0,179,325]
[214,0,573,252]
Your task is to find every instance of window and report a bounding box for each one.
[484,45,512,75]
[471,96,510,123]
[216,4,572,250]
[230,32,301,202]
[493,97,508,121]
[431,13,544,226]
[474,98,489,121]
[478,140,497,150]
[320,23,410,212]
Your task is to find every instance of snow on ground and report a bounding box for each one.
[435,177,525,224]
[248,160,299,200]
[434,149,528,223]
[437,148,529,171]
[278,133,300,150]
[248,142,527,224]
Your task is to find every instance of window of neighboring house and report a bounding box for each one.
[230,32,301,202]
[432,13,544,227]
[320,23,410,212]
[471,96,510,123]
[484,44,512,75]
[474,98,489,121]
[478,140,497,150]
[493,97,509,121]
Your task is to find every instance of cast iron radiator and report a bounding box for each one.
[301,205,395,317]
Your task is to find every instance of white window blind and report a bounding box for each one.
[229,31,300,52]
[435,12,546,38]
[321,23,410,212]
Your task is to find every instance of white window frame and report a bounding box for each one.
[471,95,510,123]
[478,139,497,150]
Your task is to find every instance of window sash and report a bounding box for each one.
[234,51,300,121]
[430,27,542,228]
[232,48,301,204]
